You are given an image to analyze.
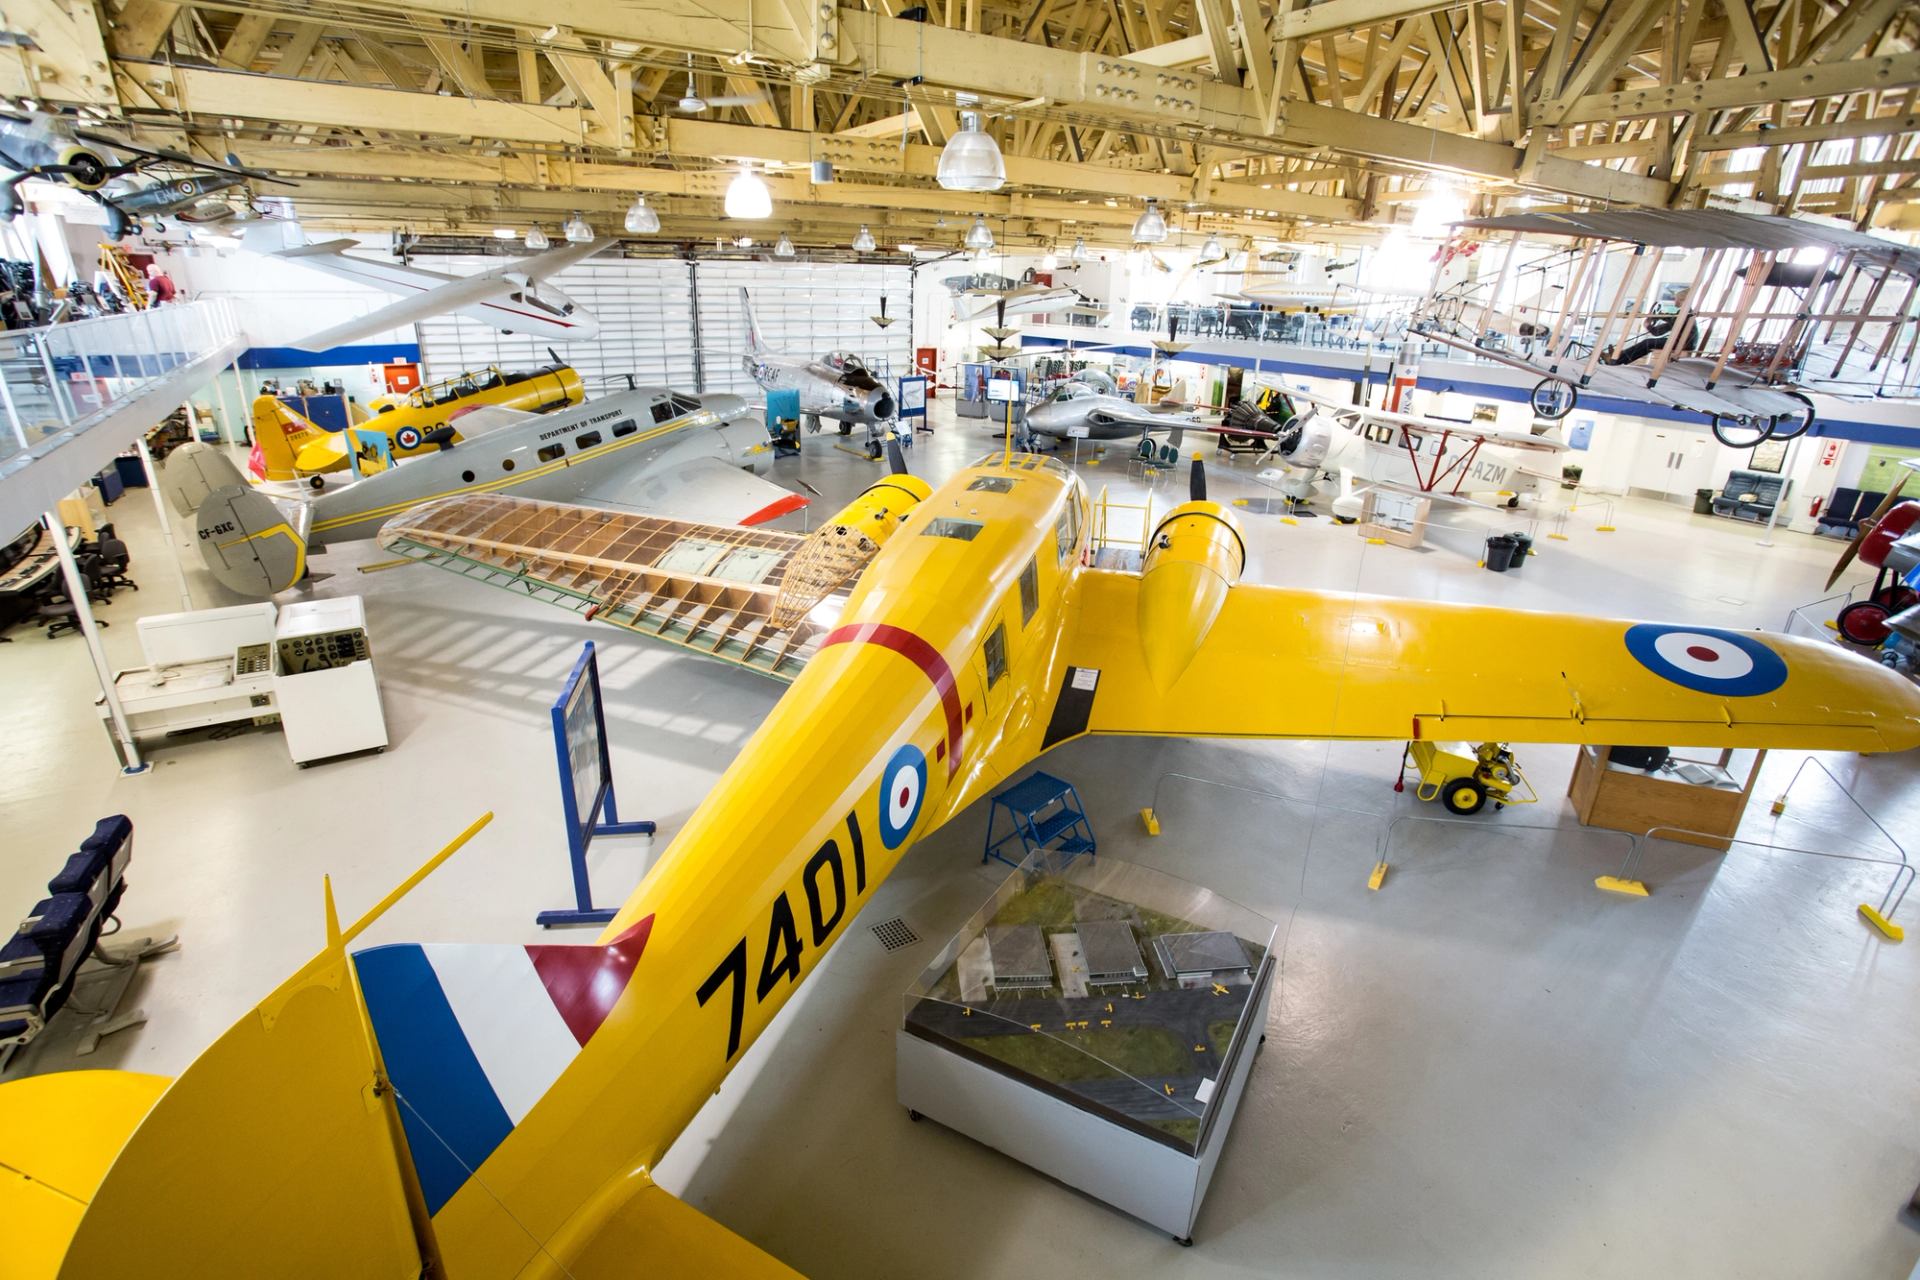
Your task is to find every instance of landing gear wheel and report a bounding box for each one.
[1441,777,1486,816]
[1529,378,1577,420]
[838,421,853,436]
[1710,415,1771,449]
[1769,391,1816,441]
[1872,584,1919,612]
[1837,600,1894,646]
[308,475,325,491]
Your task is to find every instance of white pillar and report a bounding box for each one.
[135,435,194,611]
[47,510,145,774]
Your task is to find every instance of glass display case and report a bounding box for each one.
[898,849,1277,1242]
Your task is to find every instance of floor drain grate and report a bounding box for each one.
[871,917,918,951]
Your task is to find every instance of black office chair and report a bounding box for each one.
[37,557,111,638]
[95,538,136,594]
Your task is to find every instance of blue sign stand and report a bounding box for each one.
[537,641,655,927]
[898,375,929,433]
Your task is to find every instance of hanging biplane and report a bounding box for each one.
[7,437,1918,1276]
[1413,210,1920,447]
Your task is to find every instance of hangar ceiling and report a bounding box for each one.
[2,0,1917,248]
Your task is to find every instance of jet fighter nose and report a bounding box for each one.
[871,391,896,421]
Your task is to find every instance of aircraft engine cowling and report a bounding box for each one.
[824,473,932,547]
[1136,500,1246,691]
[1283,408,1334,470]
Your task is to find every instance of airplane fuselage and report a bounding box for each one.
[425,454,1092,1273]
[746,353,898,426]
[1026,391,1203,441]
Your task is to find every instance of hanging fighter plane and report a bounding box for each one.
[739,287,898,434]
[12,440,1919,1278]
[168,385,802,597]
[268,236,607,351]
[0,109,292,238]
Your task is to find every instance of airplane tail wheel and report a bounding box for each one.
[1529,378,1577,420]
[1837,600,1894,646]
[1441,777,1486,816]
[1710,415,1770,449]
[1768,391,1816,441]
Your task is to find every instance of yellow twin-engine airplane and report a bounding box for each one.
[6,445,1920,1278]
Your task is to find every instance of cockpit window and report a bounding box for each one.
[650,400,676,424]
[923,518,984,542]
[670,394,703,415]
[967,476,1016,493]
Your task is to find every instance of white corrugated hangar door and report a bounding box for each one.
[694,260,913,395]
[415,257,696,393]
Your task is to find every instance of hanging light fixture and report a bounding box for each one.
[1200,232,1224,260]
[963,214,994,250]
[1131,198,1167,244]
[1071,236,1089,263]
[491,227,516,240]
[774,232,796,258]
[524,224,550,251]
[1040,248,1059,271]
[852,225,877,252]
[564,212,593,243]
[936,97,1005,192]
[624,195,660,234]
[725,166,772,219]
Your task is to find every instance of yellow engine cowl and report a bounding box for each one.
[826,474,933,547]
[1137,500,1246,690]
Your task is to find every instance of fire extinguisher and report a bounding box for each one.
[1810,496,1824,519]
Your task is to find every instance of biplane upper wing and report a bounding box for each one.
[1063,571,1920,752]
[378,493,880,682]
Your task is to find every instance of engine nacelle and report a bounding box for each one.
[825,473,932,548]
[1282,407,1334,470]
[1136,500,1246,691]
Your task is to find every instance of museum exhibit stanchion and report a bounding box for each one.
[538,641,655,928]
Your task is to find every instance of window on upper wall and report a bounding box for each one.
[982,623,1007,688]
[537,444,564,462]
[1019,557,1038,625]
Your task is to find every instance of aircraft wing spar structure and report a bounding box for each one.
[8,450,1918,1278]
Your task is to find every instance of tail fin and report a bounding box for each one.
[158,441,245,516]
[250,395,327,482]
[195,484,310,595]
[740,287,766,354]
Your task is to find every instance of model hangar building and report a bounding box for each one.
[1,0,1919,1274]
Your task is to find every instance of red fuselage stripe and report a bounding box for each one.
[822,622,963,778]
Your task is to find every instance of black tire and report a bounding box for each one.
[1710,415,1771,449]
[1441,776,1486,816]
[1769,391,1816,441]
[838,422,853,436]
[1529,378,1576,420]
[309,475,325,490]
[1837,600,1894,646]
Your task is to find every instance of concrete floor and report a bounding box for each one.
[4,401,1918,1278]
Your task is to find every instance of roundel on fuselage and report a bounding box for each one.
[878,744,927,850]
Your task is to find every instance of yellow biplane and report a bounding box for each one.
[5,443,1916,1277]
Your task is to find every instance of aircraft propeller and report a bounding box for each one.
[1825,472,1912,590]
[1190,458,1206,503]
[887,438,910,477]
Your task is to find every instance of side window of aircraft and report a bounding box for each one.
[650,401,676,424]
[612,419,637,438]
[575,431,602,450]
[501,458,516,471]
[924,518,984,542]
[1054,512,1072,563]
[672,395,703,415]
[538,444,565,462]
[1019,558,1038,625]
[983,623,1008,688]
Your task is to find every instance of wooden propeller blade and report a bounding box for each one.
[1825,472,1909,590]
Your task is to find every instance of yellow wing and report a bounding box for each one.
[1063,571,1920,752]
[535,1173,803,1279]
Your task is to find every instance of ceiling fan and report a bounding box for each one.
[674,55,770,113]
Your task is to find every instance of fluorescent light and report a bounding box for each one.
[774,232,795,257]
[937,109,1004,192]
[563,212,593,243]
[491,227,516,240]
[897,242,917,254]
[525,224,550,250]
[852,224,876,252]
[624,195,659,234]
[964,214,993,250]
[736,236,754,248]
[725,167,772,219]
[1131,198,1167,244]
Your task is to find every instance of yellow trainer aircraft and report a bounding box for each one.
[5,445,1918,1278]
[250,362,584,483]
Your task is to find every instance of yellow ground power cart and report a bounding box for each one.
[1395,740,1537,815]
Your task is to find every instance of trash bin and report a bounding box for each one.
[1483,534,1516,573]
[1693,487,1714,515]
[1507,532,1532,569]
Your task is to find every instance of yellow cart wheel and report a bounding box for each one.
[1441,777,1486,815]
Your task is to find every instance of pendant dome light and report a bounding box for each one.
[774,232,796,258]
[936,97,1005,192]
[624,195,660,234]
[563,212,593,243]
[524,224,550,251]
[725,166,773,219]
[852,225,877,252]
[963,214,994,251]
[1040,248,1059,271]
[1131,198,1167,244]
[1200,232,1224,260]
[1070,236,1089,263]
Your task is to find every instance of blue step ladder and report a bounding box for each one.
[982,771,1096,869]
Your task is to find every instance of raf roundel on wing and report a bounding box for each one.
[1622,624,1789,697]
[879,743,928,849]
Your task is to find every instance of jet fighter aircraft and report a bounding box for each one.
[170,384,802,597]
[268,235,607,351]
[739,287,897,435]
[10,440,1918,1277]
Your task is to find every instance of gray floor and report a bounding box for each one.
[4,403,1918,1278]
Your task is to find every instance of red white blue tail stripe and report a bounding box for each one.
[353,917,652,1215]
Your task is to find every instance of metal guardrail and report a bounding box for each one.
[0,298,242,467]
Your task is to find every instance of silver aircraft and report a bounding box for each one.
[166,387,802,597]
[740,288,897,434]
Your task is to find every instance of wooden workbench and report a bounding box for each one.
[1567,745,1765,851]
